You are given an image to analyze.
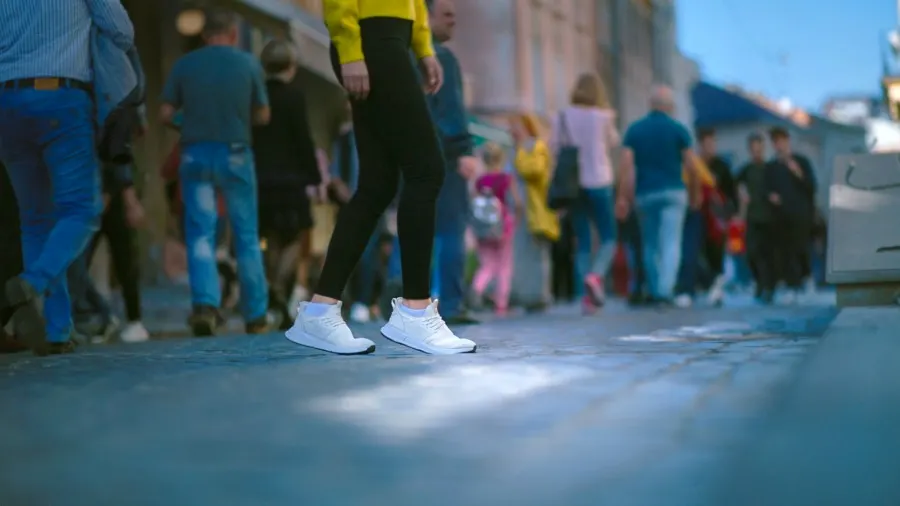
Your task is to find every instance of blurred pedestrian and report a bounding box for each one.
[697,128,736,305]
[0,0,134,355]
[470,143,522,316]
[0,162,27,353]
[285,0,477,356]
[736,132,777,303]
[511,114,558,312]
[252,40,323,327]
[427,0,481,325]
[616,85,700,306]
[765,127,817,303]
[160,9,275,336]
[672,151,715,308]
[550,73,620,314]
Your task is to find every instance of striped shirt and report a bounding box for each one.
[0,0,134,83]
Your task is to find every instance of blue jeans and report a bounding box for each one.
[0,88,103,342]
[572,187,618,284]
[433,163,468,317]
[180,142,268,321]
[675,209,703,296]
[636,189,688,300]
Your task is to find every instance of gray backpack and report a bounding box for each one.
[471,188,505,241]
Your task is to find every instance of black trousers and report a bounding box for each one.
[70,193,142,322]
[747,221,778,293]
[0,163,22,327]
[316,18,445,300]
[771,218,810,290]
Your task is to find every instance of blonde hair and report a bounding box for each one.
[481,142,506,172]
[570,73,610,108]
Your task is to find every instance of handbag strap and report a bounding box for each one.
[557,110,573,147]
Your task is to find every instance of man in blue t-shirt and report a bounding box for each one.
[616,85,699,305]
[160,9,273,336]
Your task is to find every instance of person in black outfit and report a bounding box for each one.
[696,128,737,303]
[765,127,817,301]
[0,162,27,353]
[736,132,777,303]
[252,40,323,325]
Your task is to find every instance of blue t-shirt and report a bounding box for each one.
[162,45,268,145]
[623,111,692,196]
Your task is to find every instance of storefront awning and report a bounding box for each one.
[223,0,337,84]
[468,116,513,147]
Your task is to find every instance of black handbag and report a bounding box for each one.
[547,111,580,210]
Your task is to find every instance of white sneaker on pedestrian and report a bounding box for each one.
[349,303,371,323]
[380,298,477,355]
[287,285,310,319]
[285,301,375,355]
[119,321,150,344]
[781,291,798,305]
[706,275,727,306]
[674,294,693,308]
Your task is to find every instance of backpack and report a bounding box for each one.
[471,188,505,241]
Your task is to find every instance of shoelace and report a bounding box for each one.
[421,313,448,333]
[319,312,347,329]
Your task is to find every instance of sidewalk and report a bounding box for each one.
[139,282,246,337]
[717,306,900,505]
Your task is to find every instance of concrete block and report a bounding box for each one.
[828,152,900,285]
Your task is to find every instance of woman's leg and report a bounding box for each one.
[472,242,498,297]
[494,234,515,312]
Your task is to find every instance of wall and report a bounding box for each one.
[450,0,596,119]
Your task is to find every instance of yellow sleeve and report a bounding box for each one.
[411,0,435,59]
[323,0,363,64]
[516,142,550,184]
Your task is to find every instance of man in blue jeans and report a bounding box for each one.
[616,86,699,305]
[0,0,134,355]
[161,9,274,336]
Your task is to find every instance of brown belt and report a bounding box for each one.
[0,77,91,92]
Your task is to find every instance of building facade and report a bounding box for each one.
[448,0,597,118]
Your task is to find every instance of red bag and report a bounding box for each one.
[727,219,746,255]
[702,185,728,244]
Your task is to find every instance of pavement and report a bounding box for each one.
[2,287,874,506]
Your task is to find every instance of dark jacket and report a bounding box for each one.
[707,155,737,215]
[765,153,817,221]
[427,41,473,160]
[252,78,321,197]
[736,160,773,224]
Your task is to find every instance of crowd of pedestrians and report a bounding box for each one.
[0,0,823,357]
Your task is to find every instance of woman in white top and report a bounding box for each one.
[550,73,620,314]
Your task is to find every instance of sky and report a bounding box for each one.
[676,0,897,111]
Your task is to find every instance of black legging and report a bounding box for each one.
[316,18,444,301]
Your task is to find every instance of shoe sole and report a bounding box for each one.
[380,324,476,355]
[190,319,217,337]
[584,280,606,309]
[285,328,375,355]
[5,281,46,354]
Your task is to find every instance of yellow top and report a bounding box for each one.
[515,140,560,242]
[323,0,435,64]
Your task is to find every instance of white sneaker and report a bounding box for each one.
[706,275,727,306]
[285,301,375,355]
[674,294,693,308]
[349,303,371,323]
[380,298,477,355]
[287,285,310,319]
[119,321,150,344]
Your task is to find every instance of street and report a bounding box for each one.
[0,297,839,506]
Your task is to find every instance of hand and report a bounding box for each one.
[458,156,479,180]
[305,185,318,200]
[419,56,443,95]
[769,193,781,205]
[125,200,146,228]
[614,197,630,220]
[739,186,750,204]
[341,61,370,100]
[786,158,803,179]
[330,179,352,203]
